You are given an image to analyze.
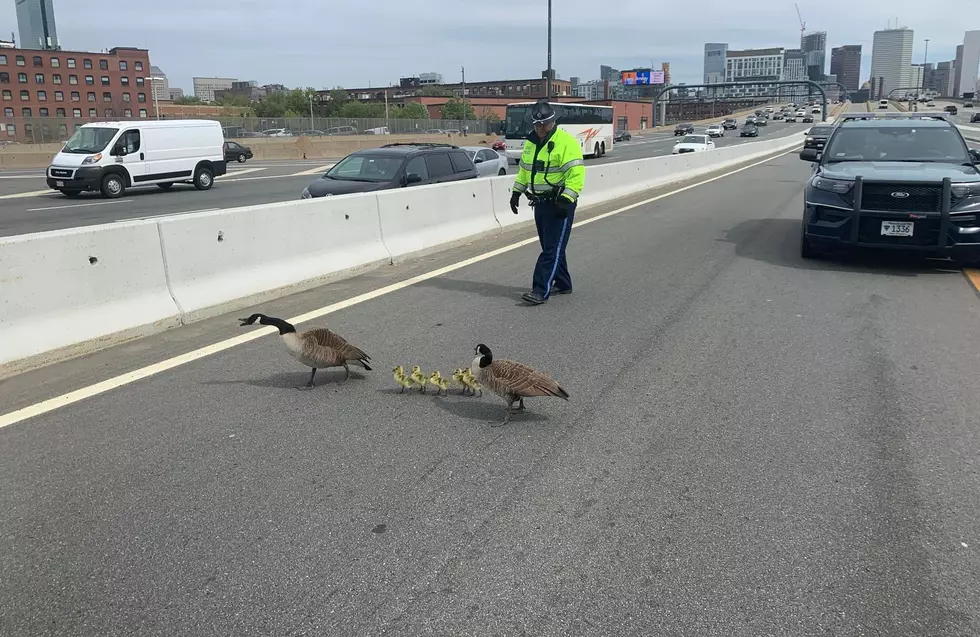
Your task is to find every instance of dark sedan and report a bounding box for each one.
[224,141,253,163]
[674,123,695,136]
[740,124,759,137]
[803,124,836,151]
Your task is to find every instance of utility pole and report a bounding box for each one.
[461,66,466,134]
[922,38,930,93]
[546,0,552,99]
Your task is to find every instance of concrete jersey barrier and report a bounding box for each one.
[0,221,180,374]
[0,128,807,378]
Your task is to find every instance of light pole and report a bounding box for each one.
[546,0,552,99]
[308,94,315,133]
[146,76,163,120]
[922,38,930,93]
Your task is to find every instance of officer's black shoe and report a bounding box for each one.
[521,291,547,305]
[553,287,572,295]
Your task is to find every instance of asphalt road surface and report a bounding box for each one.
[0,116,811,238]
[3,149,979,636]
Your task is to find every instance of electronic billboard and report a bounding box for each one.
[621,70,665,85]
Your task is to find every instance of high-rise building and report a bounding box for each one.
[782,48,808,99]
[193,77,237,102]
[703,43,727,85]
[15,0,58,50]
[149,66,170,103]
[724,47,785,97]
[870,27,914,99]
[599,65,620,82]
[909,65,924,91]
[956,31,980,98]
[830,45,862,91]
[934,61,955,96]
[953,44,964,97]
[801,31,827,80]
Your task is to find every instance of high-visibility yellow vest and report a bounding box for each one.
[512,126,585,203]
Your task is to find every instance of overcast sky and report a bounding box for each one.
[0,0,973,92]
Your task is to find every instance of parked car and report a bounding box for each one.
[224,140,253,163]
[672,134,715,154]
[674,123,695,136]
[46,119,226,198]
[615,130,632,141]
[461,146,508,177]
[301,142,477,199]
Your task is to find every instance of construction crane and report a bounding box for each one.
[794,2,806,46]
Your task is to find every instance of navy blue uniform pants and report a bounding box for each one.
[531,199,576,298]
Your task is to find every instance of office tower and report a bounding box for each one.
[830,45,862,90]
[870,27,914,99]
[953,44,964,96]
[956,31,980,98]
[703,43,727,85]
[15,0,58,50]
[801,31,827,80]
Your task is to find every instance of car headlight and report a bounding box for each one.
[951,182,980,197]
[301,186,311,199]
[81,153,102,165]
[811,176,853,194]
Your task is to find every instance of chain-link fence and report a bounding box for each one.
[0,115,503,145]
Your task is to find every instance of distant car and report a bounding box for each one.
[740,123,759,137]
[785,113,797,123]
[803,124,835,150]
[491,140,506,151]
[223,141,253,163]
[614,129,632,141]
[772,112,785,120]
[301,142,477,199]
[672,134,715,154]
[811,106,821,113]
[674,123,695,136]
[722,118,738,130]
[461,146,508,178]
[944,105,958,115]
[706,124,724,137]
[802,114,815,123]
[964,102,973,108]
[754,116,768,126]
[972,112,980,123]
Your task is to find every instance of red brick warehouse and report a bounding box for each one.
[0,45,155,143]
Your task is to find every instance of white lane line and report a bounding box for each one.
[116,208,222,222]
[0,147,800,430]
[0,188,56,200]
[220,172,318,183]
[0,174,46,179]
[26,199,133,212]
[218,167,264,179]
[292,164,335,176]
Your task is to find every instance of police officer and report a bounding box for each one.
[509,99,586,305]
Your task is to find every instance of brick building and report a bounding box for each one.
[0,45,154,143]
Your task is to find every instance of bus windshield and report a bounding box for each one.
[504,105,532,139]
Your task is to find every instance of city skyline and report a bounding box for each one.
[0,0,968,92]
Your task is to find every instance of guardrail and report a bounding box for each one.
[0,126,826,377]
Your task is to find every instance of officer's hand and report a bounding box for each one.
[510,192,521,214]
[554,196,571,219]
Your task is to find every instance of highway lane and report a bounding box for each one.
[0,120,809,238]
[3,151,979,636]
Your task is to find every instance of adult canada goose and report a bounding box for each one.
[470,343,569,424]
[239,313,372,389]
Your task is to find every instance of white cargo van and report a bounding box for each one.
[46,119,227,198]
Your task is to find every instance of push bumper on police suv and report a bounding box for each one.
[801,176,980,263]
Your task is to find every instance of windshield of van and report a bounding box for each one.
[63,127,117,154]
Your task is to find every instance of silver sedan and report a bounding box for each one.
[462,146,509,178]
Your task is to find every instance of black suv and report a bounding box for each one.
[301,143,478,199]
[674,123,694,136]
[803,124,836,151]
[722,118,738,130]
[799,113,980,264]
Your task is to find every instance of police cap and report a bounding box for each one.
[530,99,557,124]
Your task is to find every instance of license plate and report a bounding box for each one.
[55,180,64,187]
[881,221,913,237]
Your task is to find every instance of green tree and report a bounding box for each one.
[394,102,430,119]
[477,106,500,122]
[335,101,386,119]
[440,98,475,120]
[173,95,201,105]
[324,88,350,116]
[420,85,453,97]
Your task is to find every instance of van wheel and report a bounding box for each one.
[101,173,125,198]
[194,166,214,191]
[157,183,173,190]
[498,168,506,176]
[237,153,247,163]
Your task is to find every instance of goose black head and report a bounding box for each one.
[474,343,493,367]
[239,313,265,326]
